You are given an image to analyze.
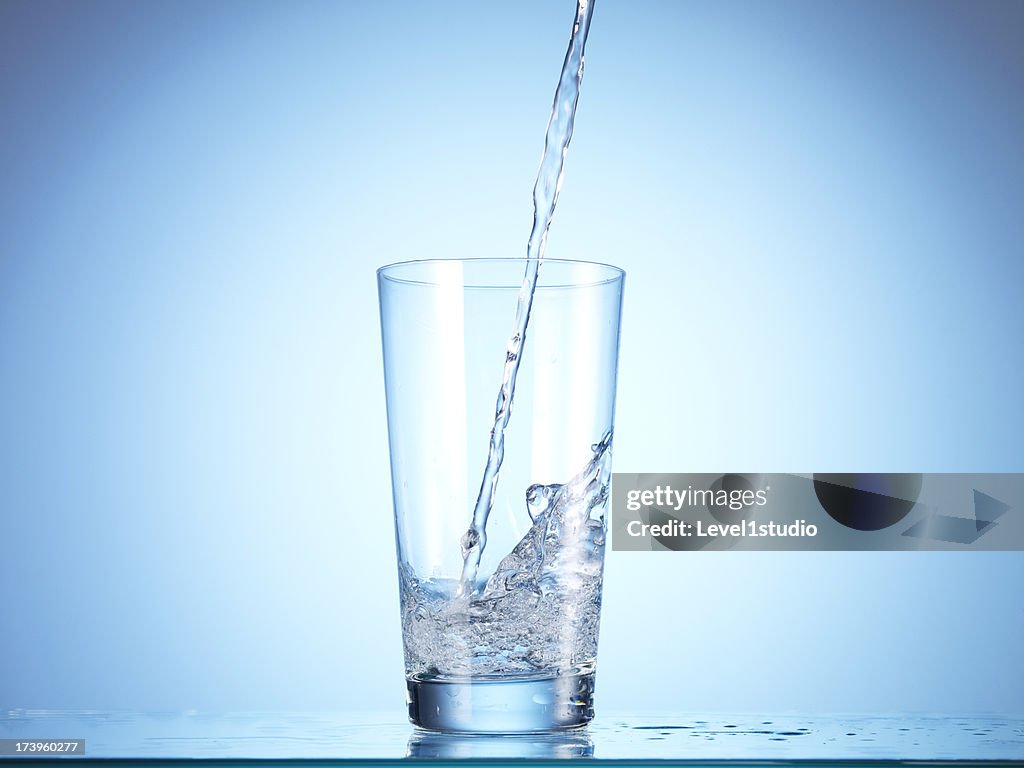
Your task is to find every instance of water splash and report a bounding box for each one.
[402,433,611,677]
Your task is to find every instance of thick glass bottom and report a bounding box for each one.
[406,672,595,733]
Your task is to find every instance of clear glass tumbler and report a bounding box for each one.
[378,258,624,733]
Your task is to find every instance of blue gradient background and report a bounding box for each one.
[1,0,1022,714]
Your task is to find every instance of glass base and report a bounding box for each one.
[407,672,595,733]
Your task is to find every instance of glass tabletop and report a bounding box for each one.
[2,710,1022,762]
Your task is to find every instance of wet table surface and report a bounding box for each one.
[2,710,1022,762]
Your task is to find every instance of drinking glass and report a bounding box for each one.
[378,258,624,733]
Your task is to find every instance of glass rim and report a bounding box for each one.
[377,257,625,289]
